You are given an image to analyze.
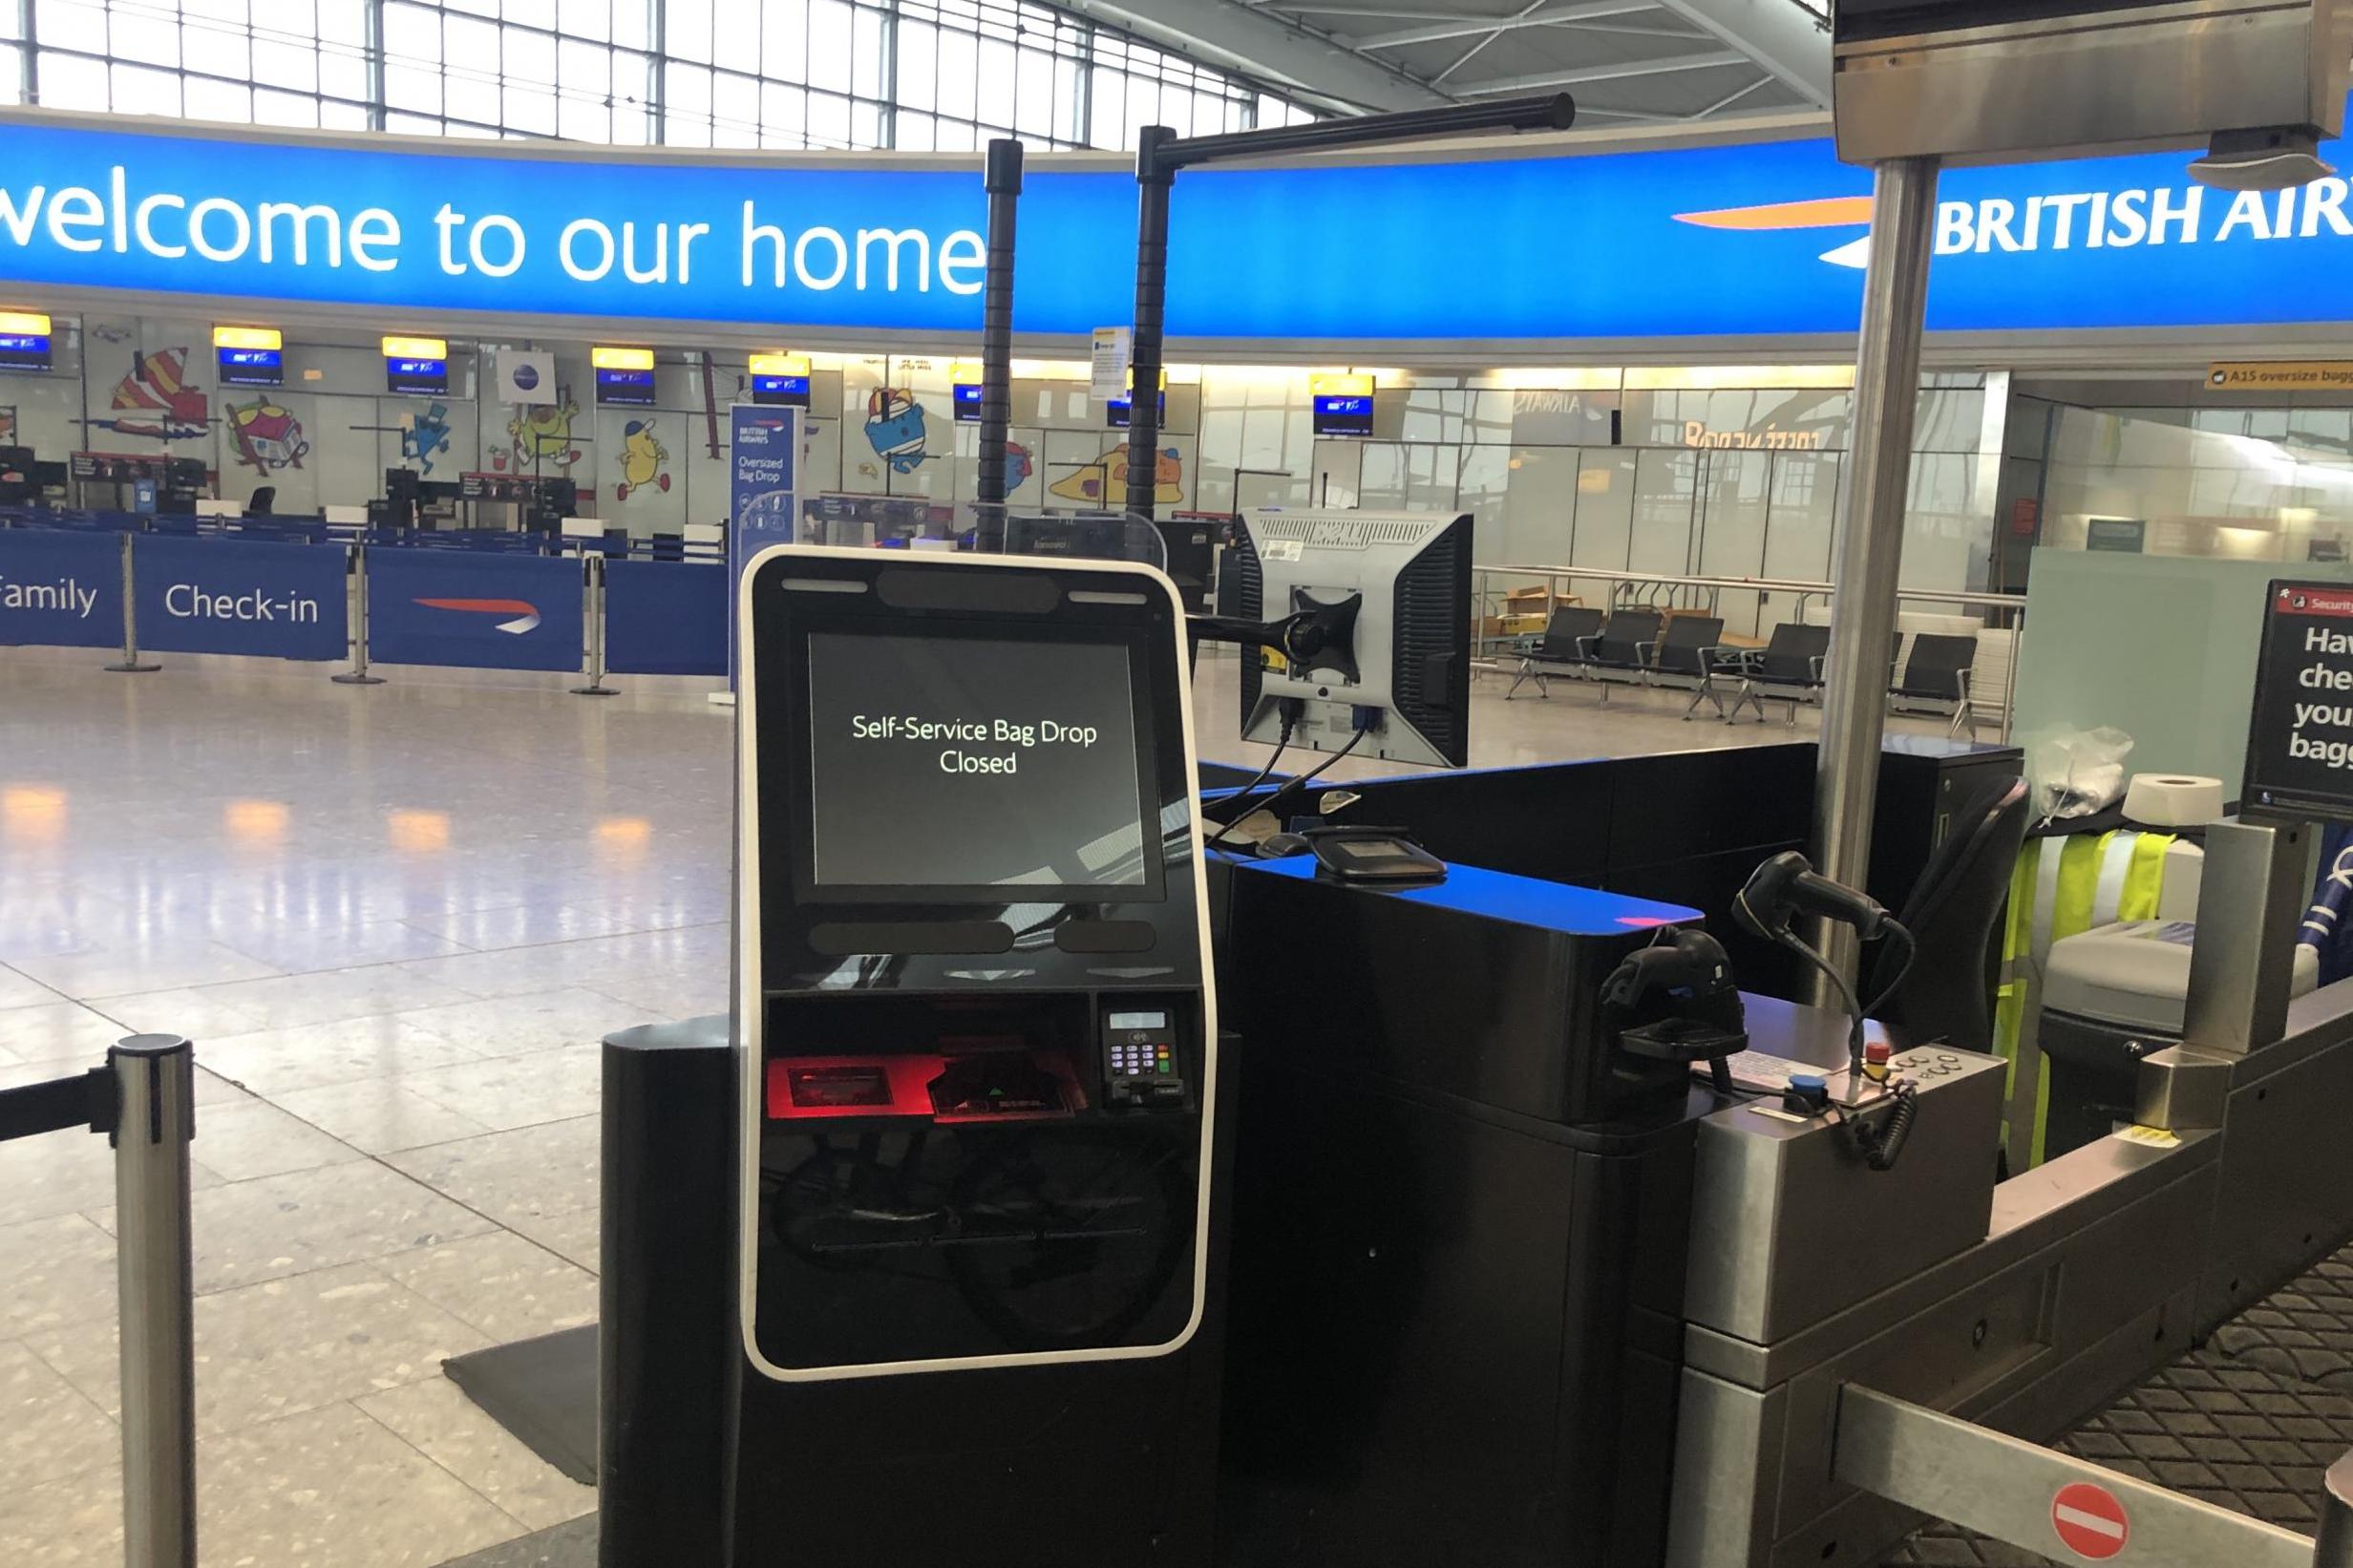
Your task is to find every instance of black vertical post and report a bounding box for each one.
[976,137,1024,531]
[1124,125,1176,521]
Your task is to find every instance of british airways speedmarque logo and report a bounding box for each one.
[414,596,541,634]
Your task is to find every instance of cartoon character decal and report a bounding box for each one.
[0,406,14,444]
[94,349,209,442]
[616,419,672,501]
[402,401,454,475]
[1049,443,1183,506]
[225,397,309,473]
[1005,439,1034,493]
[495,389,584,471]
[860,388,934,475]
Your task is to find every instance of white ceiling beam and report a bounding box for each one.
[1450,49,1750,94]
[1648,0,1831,106]
[1348,2,1654,51]
[1053,0,1456,110]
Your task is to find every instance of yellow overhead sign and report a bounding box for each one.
[2208,362,2353,392]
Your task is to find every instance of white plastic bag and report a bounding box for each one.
[2024,725,2135,822]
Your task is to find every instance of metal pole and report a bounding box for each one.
[1123,125,1176,522]
[111,1034,197,1568]
[976,138,1024,537]
[572,555,616,697]
[332,543,384,686]
[1808,155,1940,996]
[105,532,159,673]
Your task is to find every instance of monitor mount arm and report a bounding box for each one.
[1188,592,1361,667]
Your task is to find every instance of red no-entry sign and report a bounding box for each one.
[2051,1481,2130,1559]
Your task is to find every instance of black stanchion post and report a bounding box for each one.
[111,1035,197,1568]
[105,532,159,673]
[1122,125,1176,524]
[975,137,1024,549]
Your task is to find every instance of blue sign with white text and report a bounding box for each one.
[0,526,121,648]
[5,109,2353,342]
[728,402,800,689]
[366,547,583,672]
[133,532,347,660]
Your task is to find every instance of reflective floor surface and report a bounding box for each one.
[0,645,1935,1566]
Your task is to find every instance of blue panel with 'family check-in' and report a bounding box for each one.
[133,533,348,660]
[604,558,726,676]
[365,547,584,672]
[0,527,124,649]
[3,108,2352,342]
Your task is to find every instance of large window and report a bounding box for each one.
[4,0,1317,150]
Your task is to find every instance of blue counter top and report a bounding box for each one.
[1235,853,1700,938]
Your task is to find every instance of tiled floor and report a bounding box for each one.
[0,644,1930,1565]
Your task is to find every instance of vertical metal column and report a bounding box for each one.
[573,555,616,697]
[2183,817,2309,1055]
[105,533,159,673]
[1809,155,1940,993]
[111,1035,197,1568]
[1123,126,1176,521]
[975,137,1024,540]
[332,543,384,686]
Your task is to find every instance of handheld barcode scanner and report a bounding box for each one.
[729,543,1224,1567]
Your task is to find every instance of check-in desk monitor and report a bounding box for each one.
[736,543,1216,1381]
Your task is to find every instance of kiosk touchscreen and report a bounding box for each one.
[730,543,1222,1566]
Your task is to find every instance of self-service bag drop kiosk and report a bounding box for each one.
[729,542,1227,1566]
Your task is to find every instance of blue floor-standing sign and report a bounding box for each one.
[133,534,350,661]
[728,404,801,691]
[0,528,125,649]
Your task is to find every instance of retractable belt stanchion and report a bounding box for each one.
[0,1033,199,1567]
[333,543,384,686]
[974,136,1023,539]
[105,532,160,674]
[573,554,616,697]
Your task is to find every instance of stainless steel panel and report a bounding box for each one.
[1834,1385,2315,1567]
[2135,1044,2235,1131]
[1662,1369,1787,1568]
[1834,1,2352,165]
[2203,1032,2353,1330]
[1685,1047,2004,1346]
[2186,818,2311,1056]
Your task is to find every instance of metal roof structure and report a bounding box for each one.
[1062,0,1832,123]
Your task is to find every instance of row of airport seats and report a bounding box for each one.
[1506,604,1983,736]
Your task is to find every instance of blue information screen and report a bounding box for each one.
[1105,391,1165,431]
[217,346,282,387]
[753,373,811,407]
[387,356,448,395]
[596,366,655,406]
[1313,393,1374,436]
[953,382,982,421]
[0,331,52,371]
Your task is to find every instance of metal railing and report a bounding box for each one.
[0,1035,199,1567]
[1473,563,2028,738]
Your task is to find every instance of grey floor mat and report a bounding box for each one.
[1881,1240,2353,1564]
[441,1324,599,1486]
[435,1515,598,1568]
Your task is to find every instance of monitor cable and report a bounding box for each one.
[1228,721,1370,849]
[1204,705,1296,853]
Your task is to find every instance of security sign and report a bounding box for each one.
[2050,1480,2130,1560]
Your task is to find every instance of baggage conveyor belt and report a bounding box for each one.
[1882,1238,2353,1565]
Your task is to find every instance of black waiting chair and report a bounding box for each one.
[1693,623,1833,725]
[1866,774,2030,1057]
[1578,608,1663,702]
[1506,605,1604,700]
[244,485,276,517]
[1890,633,1982,738]
[1643,615,1725,695]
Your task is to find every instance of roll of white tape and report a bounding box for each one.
[2123,773,2225,827]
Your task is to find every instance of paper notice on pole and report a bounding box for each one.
[1091,327,1132,402]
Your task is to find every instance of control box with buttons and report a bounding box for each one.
[1103,1004,1191,1109]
